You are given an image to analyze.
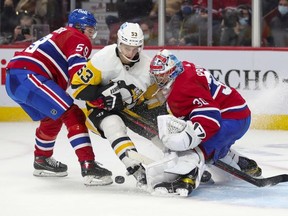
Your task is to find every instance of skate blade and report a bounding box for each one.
[83,175,113,186]
[33,169,68,177]
[152,187,189,197]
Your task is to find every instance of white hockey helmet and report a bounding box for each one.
[150,49,184,88]
[117,22,144,63]
[117,22,144,48]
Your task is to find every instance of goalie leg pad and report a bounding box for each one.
[145,152,179,192]
[164,150,202,175]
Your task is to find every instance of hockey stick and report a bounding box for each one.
[121,108,288,187]
[214,160,288,187]
[121,108,166,151]
[121,108,158,135]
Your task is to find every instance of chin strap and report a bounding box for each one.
[120,53,140,63]
[118,45,141,63]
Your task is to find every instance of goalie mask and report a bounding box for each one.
[117,22,144,63]
[150,49,184,89]
[68,9,97,39]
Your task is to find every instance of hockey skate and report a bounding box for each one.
[237,156,262,177]
[153,168,198,197]
[127,164,147,186]
[123,150,147,186]
[33,156,68,177]
[220,149,262,177]
[81,160,113,186]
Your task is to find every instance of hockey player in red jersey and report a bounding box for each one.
[5,9,112,186]
[147,49,262,196]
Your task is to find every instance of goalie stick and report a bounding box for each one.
[214,160,288,187]
[121,108,288,187]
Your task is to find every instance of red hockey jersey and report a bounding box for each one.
[7,27,91,90]
[167,61,250,142]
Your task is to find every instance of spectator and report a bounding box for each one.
[195,0,252,46]
[264,0,288,47]
[140,18,158,46]
[15,0,64,31]
[190,4,222,46]
[219,7,239,46]
[166,1,199,45]
[11,12,34,45]
[236,4,252,46]
[0,0,19,44]
[192,6,220,46]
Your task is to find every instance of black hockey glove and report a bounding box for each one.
[117,80,144,109]
[90,82,124,111]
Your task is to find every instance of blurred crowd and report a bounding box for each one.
[1,0,287,47]
[0,0,65,45]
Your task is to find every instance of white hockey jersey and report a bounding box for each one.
[71,44,152,103]
[92,44,152,91]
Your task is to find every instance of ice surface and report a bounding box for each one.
[0,122,287,216]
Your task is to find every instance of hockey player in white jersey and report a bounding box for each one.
[71,22,164,186]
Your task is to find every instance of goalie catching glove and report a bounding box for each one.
[157,115,206,151]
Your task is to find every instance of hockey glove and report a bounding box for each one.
[89,82,124,111]
[157,115,206,151]
[117,80,144,109]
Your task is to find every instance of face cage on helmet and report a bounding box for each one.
[152,66,177,88]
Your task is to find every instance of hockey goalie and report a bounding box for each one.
[133,49,263,197]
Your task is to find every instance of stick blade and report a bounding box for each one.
[215,160,288,187]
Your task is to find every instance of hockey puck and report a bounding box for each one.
[115,175,125,184]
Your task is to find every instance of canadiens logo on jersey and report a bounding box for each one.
[50,109,58,116]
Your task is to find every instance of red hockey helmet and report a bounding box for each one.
[149,49,183,88]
